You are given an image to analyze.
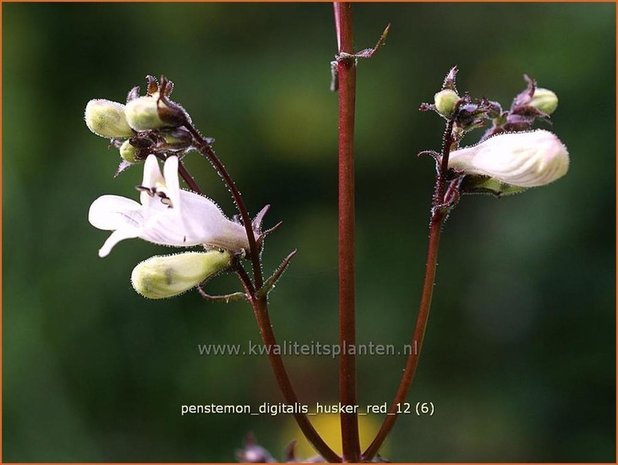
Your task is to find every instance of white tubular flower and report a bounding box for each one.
[131,250,232,299]
[88,155,250,257]
[448,130,569,188]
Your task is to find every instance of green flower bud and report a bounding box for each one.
[85,99,133,138]
[119,140,139,164]
[530,88,558,115]
[125,93,185,131]
[131,250,232,299]
[434,89,459,117]
[125,94,165,131]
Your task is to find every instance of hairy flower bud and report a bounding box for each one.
[448,130,569,187]
[131,250,232,299]
[119,140,139,164]
[125,93,187,131]
[84,99,133,138]
[530,88,558,115]
[434,89,459,117]
[125,94,167,131]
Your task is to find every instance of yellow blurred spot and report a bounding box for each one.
[282,412,387,460]
[256,88,336,161]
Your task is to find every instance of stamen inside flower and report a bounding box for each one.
[136,185,156,196]
[90,154,253,257]
[157,191,173,208]
[136,185,173,207]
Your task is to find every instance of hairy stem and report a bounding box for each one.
[183,124,264,289]
[236,266,340,462]
[362,213,444,460]
[363,112,458,461]
[181,125,338,461]
[177,160,203,194]
[254,296,341,463]
[334,2,360,462]
[436,116,456,201]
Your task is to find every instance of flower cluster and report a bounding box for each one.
[85,77,261,299]
[421,67,569,197]
[84,75,194,175]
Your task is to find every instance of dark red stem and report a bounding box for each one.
[177,160,203,195]
[362,214,444,460]
[334,2,361,462]
[183,124,264,289]
[363,112,458,461]
[182,123,338,460]
[234,269,341,462]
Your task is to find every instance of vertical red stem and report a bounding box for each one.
[334,2,360,462]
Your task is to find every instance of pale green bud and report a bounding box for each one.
[119,140,139,164]
[530,88,558,115]
[125,93,183,131]
[125,95,164,131]
[131,250,232,299]
[434,89,459,117]
[85,99,133,138]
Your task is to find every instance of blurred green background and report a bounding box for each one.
[3,2,615,462]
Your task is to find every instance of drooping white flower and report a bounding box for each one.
[448,130,569,188]
[88,155,250,257]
